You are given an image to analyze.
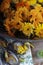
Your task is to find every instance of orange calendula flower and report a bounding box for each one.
[16,1,30,9]
[30,4,43,27]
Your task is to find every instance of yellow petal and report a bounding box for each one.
[29,0,37,5]
[38,0,43,3]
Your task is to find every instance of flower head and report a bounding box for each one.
[27,0,37,5]
[35,23,43,38]
[38,0,43,3]
[21,22,34,36]
[21,0,37,5]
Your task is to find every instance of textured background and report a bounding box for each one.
[32,42,43,65]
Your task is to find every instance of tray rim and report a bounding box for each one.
[0,33,43,43]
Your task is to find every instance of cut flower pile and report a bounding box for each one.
[0,0,43,38]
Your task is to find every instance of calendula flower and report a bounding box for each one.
[30,4,43,27]
[35,23,43,38]
[15,7,29,23]
[22,0,37,5]
[35,4,42,11]
[38,0,43,3]
[27,0,37,5]
[21,22,34,37]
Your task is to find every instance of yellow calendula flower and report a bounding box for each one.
[27,0,37,5]
[38,0,43,3]
[35,23,43,38]
[22,0,37,5]
[21,23,34,37]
